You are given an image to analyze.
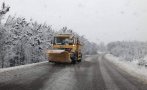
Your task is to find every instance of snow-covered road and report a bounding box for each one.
[0,54,147,90]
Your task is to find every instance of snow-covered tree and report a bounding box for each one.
[107,41,147,61]
[0,2,10,24]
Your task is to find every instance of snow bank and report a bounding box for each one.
[0,61,48,73]
[0,61,49,83]
[105,54,147,84]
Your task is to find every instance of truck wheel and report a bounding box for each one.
[72,60,76,64]
[72,56,77,64]
[77,59,81,62]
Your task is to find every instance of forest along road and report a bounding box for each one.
[0,54,147,90]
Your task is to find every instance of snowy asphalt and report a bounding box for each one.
[0,54,147,90]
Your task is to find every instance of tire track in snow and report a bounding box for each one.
[98,55,120,90]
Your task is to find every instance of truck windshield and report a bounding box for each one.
[54,37,73,45]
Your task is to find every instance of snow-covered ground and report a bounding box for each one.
[105,54,147,84]
[0,61,48,73]
[0,61,49,83]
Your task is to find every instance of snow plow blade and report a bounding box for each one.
[47,50,71,63]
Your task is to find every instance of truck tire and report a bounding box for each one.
[71,53,77,64]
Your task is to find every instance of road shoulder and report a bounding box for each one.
[104,54,147,84]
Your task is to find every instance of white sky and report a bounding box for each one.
[1,0,147,43]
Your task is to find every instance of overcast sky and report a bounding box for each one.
[1,0,147,43]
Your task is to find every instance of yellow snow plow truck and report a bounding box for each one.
[47,34,82,63]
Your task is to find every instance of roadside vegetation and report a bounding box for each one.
[107,41,147,67]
